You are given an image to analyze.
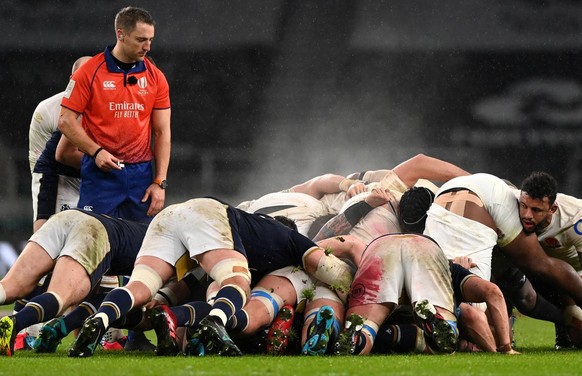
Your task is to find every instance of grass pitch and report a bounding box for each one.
[1,313,581,375]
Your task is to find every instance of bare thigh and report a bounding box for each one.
[46,255,92,311]
[1,242,54,301]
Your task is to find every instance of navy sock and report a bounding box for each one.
[109,309,142,329]
[226,309,249,333]
[96,288,133,327]
[374,324,419,354]
[62,293,107,333]
[210,285,245,324]
[14,293,60,332]
[14,283,49,312]
[172,301,212,327]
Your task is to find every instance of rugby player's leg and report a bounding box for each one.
[193,249,250,356]
[335,303,390,355]
[69,256,173,357]
[0,242,54,305]
[301,286,345,355]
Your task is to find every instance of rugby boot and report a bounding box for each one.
[151,305,180,356]
[68,316,107,357]
[197,315,242,356]
[0,315,17,356]
[414,299,458,354]
[34,316,68,353]
[184,330,206,356]
[124,331,156,351]
[100,328,127,351]
[102,336,127,351]
[17,323,42,351]
[302,305,336,356]
[14,332,31,351]
[334,313,365,355]
[266,305,295,355]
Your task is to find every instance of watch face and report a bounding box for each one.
[160,180,168,189]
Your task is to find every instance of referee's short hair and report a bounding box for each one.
[115,6,155,33]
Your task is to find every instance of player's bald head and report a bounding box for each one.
[71,56,91,74]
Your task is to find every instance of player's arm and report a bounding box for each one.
[312,187,392,242]
[392,153,470,188]
[460,275,517,353]
[142,108,171,217]
[315,234,366,266]
[288,173,347,199]
[55,133,84,169]
[503,231,582,307]
[58,107,122,171]
[58,107,94,156]
[301,236,359,302]
[359,154,470,187]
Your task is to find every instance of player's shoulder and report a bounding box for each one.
[556,192,582,208]
[555,193,582,221]
[35,91,65,110]
[73,53,106,77]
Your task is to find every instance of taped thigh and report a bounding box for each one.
[312,283,343,305]
[208,258,251,285]
[268,266,313,303]
[250,286,284,322]
[129,264,164,297]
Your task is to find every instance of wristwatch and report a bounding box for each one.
[153,178,168,189]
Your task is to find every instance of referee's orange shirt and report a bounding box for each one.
[61,46,171,163]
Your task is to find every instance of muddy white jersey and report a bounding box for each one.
[339,189,401,244]
[241,191,332,237]
[28,92,64,173]
[436,173,523,247]
[537,193,582,271]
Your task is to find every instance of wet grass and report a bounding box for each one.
[0,313,579,375]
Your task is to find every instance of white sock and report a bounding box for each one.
[208,309,228,326]
[95,312,110,329]
[0,283,6,304]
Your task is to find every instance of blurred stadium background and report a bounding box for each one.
[2,0,582,268]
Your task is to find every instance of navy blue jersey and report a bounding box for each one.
[73,209,148,282]
[226,205,318,285]
[449,261,475,308]
[33,130,80,177]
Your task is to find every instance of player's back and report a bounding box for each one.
[29,92,65,172]
[244,191,330,236]
[227,206,317,283]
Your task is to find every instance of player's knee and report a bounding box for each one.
[250,287,285,325]
[129,264,164,299]
[460,303,486,325]
[312,285,344,305]
[208,258,251,287]
[0,282,6,304]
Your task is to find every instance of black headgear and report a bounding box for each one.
[399,186,435,233]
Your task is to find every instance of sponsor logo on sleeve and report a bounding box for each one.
[64,79,76,99]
